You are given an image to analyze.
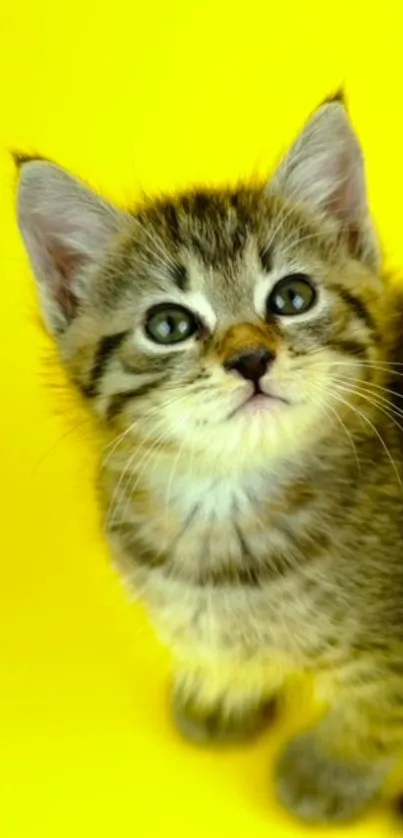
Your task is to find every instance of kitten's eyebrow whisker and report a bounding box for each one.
[263,201,293,254]
[280,229,327,258]
[135,220,179,271]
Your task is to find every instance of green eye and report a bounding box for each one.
[267,274,316,316]
[145,304,199,345]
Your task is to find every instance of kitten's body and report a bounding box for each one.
[104,284,403,750]
[17,100,403,823]
[108,417,403,674]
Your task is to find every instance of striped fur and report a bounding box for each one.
[17,100,403,824]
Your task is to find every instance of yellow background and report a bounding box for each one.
[1,1,403,835]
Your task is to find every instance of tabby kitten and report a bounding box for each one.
[17,100,403,824]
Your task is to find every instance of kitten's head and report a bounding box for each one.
[17,101,386,475]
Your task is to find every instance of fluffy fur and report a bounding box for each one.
[16,99,403,824]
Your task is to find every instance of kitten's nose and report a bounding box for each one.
[224,348,274,383]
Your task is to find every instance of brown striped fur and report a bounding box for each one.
[16,100,403,824]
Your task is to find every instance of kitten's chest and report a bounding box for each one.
[114,467,343,662]
[138,467,324,580]
[143,561,341,668]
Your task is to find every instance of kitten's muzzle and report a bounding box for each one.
[224,348,274,385]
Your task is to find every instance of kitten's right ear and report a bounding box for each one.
[17,161,132,334]
[268,100,380,270]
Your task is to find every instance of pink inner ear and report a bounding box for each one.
[49,240,86,319]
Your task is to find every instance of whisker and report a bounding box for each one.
[329,376,403,405]
[300,347,403,368]
[266,202,293,250]
[331,381,403,440]
[313,359,403,376]
[308,382,362,474]
[135,221,179,271]
[328,378,403,422]
[164,433,187,517]
[112,400,190,527]
[118,417,190,530]
[109,431,169,528]
[30,417,94,476]
[328,389,403,496]
[101,391,188,468]
[107,414,173,526]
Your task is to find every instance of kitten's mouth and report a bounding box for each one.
[227,387,289,419]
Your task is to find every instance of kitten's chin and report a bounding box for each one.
[161,394,330,478]
[228,392,288,419]
[168,400,323,478]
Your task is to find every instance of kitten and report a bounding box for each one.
[16,99,403,824]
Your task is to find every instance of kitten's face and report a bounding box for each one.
[72,192,382,469]
[16,100,385,474]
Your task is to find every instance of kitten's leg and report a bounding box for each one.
[172,662,279,744]
[275,661,403,823]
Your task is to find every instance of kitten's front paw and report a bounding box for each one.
[173,690,274,745]
[275,732,383,823]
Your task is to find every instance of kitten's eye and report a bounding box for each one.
[145,304,199,345]
[267,274,316,316]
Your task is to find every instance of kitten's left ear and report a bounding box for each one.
[268,100,380,270]
[17,160,133,334]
